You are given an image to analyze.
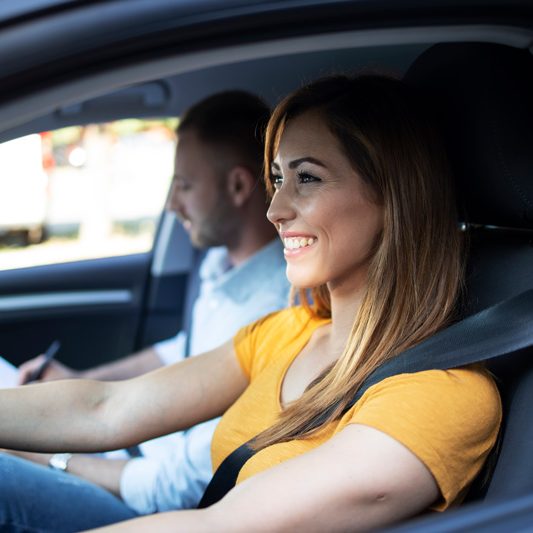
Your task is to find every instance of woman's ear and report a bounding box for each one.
[226,166,256,207]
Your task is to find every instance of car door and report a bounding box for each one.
[0,253,152,369]
[0,217,193,371]
[0,88,193,371]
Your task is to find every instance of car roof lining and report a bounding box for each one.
[0,0,80,24]
[1,23,533,141]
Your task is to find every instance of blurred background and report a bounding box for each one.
[0,118,177,271]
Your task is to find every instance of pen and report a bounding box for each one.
[26,340,61,383]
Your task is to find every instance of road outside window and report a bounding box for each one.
[0,119,177,271]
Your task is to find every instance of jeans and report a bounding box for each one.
[0,453,137,532]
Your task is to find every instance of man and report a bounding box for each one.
[13,90,289,517]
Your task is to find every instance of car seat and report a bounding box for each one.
[396,41,533,524]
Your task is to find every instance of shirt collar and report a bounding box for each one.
[200,239,287,301]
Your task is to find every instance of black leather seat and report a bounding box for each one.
[403,42,533,505]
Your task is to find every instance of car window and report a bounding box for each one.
[0,118,177,271]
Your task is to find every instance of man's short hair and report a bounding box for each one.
[178,91,270,178]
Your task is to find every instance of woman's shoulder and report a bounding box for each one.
[348,365,502,510]
[353,364,502,439]
[388,364,498,395]
[362,365,501,411]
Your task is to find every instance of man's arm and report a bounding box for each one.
[68,456,128,496]
[121,418,218,513]
[81,347,163,381]
[6,450,127,497]
[18,346,164,384]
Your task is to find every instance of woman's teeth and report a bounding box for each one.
[283,237,315,250]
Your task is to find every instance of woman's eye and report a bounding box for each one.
[270,174,283,189]
[297,171,321,184]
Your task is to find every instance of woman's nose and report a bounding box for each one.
[267,186,296,226]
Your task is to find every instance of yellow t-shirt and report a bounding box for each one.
[212,307,502,511]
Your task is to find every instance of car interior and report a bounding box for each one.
[0,3,532,528]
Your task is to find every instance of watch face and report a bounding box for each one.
[49,453,72,471]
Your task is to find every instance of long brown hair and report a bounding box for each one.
[253,75,463,450]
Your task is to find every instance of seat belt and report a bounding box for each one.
[182,248,207,358]
[198,289,533,508]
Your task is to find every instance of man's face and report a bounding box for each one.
[168,129,237,248]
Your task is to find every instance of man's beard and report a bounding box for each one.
[190,197,237,249]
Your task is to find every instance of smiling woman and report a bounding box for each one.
[267,109,384,291]
[253,75,470,452]
[201,76,501,508]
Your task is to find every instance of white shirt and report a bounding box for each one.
[120,239,289,513]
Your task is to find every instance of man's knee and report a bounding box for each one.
[0,453,136,531]
[0,453,24,492]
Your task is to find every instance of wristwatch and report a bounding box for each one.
[48,452,73,472]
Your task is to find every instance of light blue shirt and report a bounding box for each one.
[120,239,289,513]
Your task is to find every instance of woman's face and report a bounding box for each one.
[267,110,384,293]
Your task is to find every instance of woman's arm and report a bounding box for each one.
[88,424,439,532]
[0,340,247,453]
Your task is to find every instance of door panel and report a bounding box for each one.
[0,253,153,369]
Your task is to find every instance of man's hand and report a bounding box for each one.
[18,356,79,385]
[1,448,52,466]
[1,447,128,497]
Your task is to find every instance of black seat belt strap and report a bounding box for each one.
[198,442,255,508]
[198,289,533,508]
[183,248,206,358]
[347,289,533,408]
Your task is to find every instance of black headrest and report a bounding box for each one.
[404,42,533,230]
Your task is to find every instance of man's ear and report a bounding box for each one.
[226,166,256,207]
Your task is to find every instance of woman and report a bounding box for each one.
[0,75,501,532]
